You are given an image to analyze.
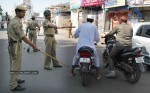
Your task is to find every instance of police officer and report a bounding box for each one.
[104,16,133,78]
[42,10,62,70]
[68,20,73,38]
[7,5,39,91]
[26,16,40,52]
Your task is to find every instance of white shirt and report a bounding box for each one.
[74,22,100,50]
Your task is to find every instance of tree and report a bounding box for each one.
[0,5,3,15]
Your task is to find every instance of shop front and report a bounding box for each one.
[81,0,104,31]
[105,0,127,31]
[127,0,150,23]
[70,0,82,30]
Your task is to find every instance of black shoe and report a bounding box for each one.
[44,67,52,70]
[11,85,26,91]
[18,79,25,84]
[27,48,30,53]
[53,65,63,68]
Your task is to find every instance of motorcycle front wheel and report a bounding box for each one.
[123,61,141,84]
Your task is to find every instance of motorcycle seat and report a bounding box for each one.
[123,47,139,53]
[78,46,93,54]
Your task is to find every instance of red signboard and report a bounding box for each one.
[82,0,104,7]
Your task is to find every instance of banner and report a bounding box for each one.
[81,0,104,7]
[127,0,150,7]
[105,0,126,8]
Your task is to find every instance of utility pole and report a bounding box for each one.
[5,12,10,27]
[0,5,3,20]
[102,0,106,33]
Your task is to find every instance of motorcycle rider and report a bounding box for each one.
[104,16,133,78]
[70,15,101,80]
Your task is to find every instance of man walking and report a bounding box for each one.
[26,16,40,52]
[68,20,73,38]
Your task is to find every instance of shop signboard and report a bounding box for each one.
[127,0,150,7]
[81,0,104,7]
[105,0,126,8]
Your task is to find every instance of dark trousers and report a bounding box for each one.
[108,42,131,71]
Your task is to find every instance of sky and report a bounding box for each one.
[0,0,71,14]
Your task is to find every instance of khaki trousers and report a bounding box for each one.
[28,30,37,49]
[68,29,73,38]
[8,43,22,89]
[44,36,58,67]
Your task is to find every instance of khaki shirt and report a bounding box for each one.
[26,20,40,30]
[69,22,72,31]
[42,19,55,35]
[7,16,25,42]
[107,23,133,46]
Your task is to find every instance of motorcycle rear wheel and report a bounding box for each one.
[82,72,88,86]
[123,61,141,84]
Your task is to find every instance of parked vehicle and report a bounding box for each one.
[103,36,144,84]
[76,46,97,86]
[132,22,150,69]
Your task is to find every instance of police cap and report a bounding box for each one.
[44,10,51,16]
[15,5,27,11]
[31,16,35,19]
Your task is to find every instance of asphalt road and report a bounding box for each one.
[0,30,150,93]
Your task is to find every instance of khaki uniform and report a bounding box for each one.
[7,16,25,89]
[26,20,40,47]
[68,21,73,38]
[108,23,133,47]
[42,19,59,67]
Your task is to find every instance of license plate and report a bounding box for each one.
[135,57,144,63]
[79,58,90,63]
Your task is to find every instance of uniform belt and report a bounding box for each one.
[9,41,21,44]
[46,34,54,37]
[9,41,17,43]
[30,29,36,30]
[48,27,53,28]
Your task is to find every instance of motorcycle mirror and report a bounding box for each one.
[94,43,97,45]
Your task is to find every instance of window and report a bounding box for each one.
[136,26,143,36]
[141,25,150,38]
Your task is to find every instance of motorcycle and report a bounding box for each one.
[75,46,97,86]
[102,36,145,84]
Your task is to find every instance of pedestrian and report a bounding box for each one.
[1,19,4,29]
[70,15,101,80]
[26,16,40,52]
[7,5,39,91]
[68,20,73,38]
[42,10,62,70]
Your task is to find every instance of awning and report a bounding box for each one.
[70,0,81,10]
[107,6,129,13]
[128,4,150,7]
